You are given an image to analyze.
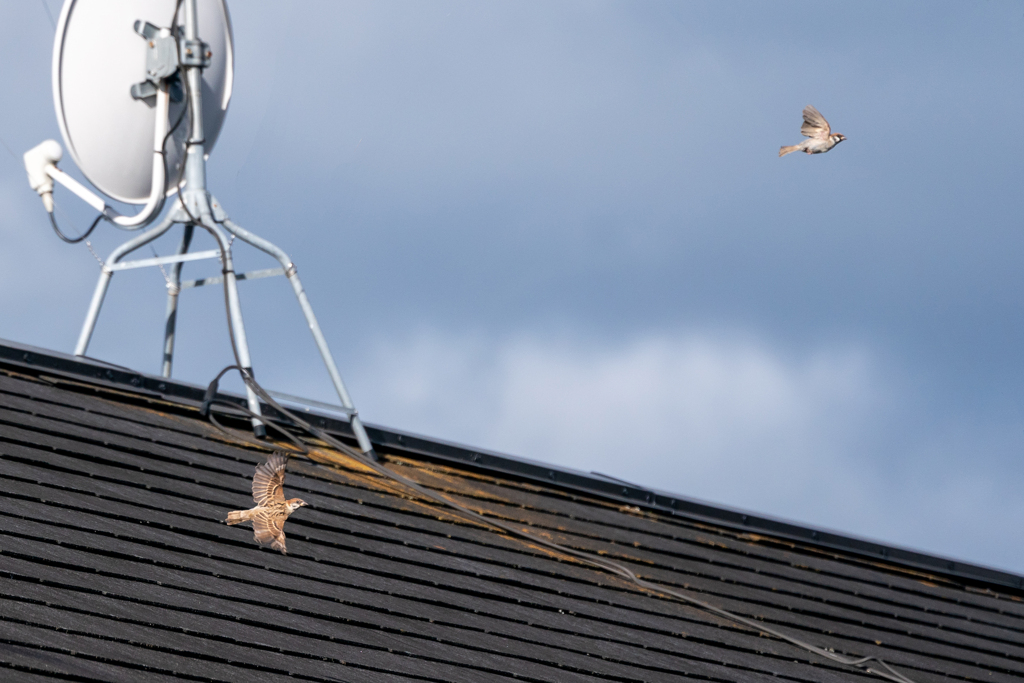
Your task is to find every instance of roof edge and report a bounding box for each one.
[0,338,1020,592]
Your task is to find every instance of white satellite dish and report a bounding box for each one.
[53,0,233,204]
[25,0,379,459]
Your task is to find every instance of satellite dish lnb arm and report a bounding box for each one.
[106,79,169,228]
[25,75,171,230]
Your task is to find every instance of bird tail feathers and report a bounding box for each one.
[225,509,254,525]
[779,145,800,157]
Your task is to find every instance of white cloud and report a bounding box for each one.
[345,328,1024,572]
[356,330,885,515]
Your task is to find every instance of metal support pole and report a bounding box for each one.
[73,0,363,445]
[222,218,377,459]
[161,224,194,377]
[75,212,178,356]
[195,218,265,436]
[177,0,262,436]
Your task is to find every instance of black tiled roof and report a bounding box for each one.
[0,341,1021,682]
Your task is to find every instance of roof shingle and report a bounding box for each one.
[0,344,1021,682]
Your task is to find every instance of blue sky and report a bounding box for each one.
[2,1,1023,572]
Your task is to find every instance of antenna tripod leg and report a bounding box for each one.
[221,218,378,460]
[194,218,266,438]
[161,224,194,378]
[74,212,179,357]
[75,270,112,358]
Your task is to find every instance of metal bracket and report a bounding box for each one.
[209,195,230,223]
[180,267,285,290]
[131,21,183,102]
[266,389,358,417]
[179,190,204,219]
[130,77,182,103]
[179,38,211,67]
[178,191,229,223]
[73,3,370,449]
[108,249,222,273]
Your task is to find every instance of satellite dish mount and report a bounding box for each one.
[24,0,376,458]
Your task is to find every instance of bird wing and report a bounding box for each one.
[252,453,288,506]
[800,105,831,139]
[252,508,288,553]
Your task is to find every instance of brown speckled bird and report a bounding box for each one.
[779,105,846,157]
[225,453,307,554]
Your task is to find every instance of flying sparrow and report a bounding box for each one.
[779,105,846,157]
[226,452,308,554]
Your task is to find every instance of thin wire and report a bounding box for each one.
[0,134,17,160]
[39,0,56,29]
[84,240,105,267]
[151,246,174,288]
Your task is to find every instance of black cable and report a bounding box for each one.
[193,168,918,681]
[170,0,270,450]
[207,400,309,455]
[168,0,263,444]
[185,77,917,675]
[103,1,187,235]
[202,360,918,683]
[48,211,103,244]
[170,0,203,228]
[181,0,910,675]
[48,4,187,245]
[172,3,278,441]
[163,86,188,176]
[149,0,190,226]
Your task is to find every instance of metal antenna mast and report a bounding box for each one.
[28,0,376,457]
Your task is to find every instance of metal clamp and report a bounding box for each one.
[179,38,211,67]
[131,21,183,102]
[180,267,286,290]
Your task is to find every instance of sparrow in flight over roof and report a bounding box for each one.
[226,452,308,554]
[779,105,846,157]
